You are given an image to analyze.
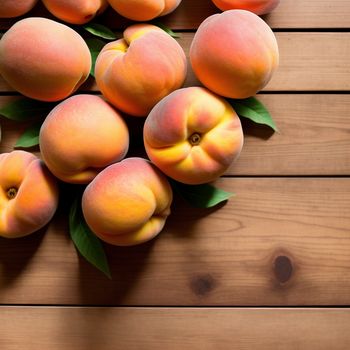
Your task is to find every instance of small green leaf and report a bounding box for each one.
[171,181,234,208]
[69,197,111,279]
[0,98,56,122]
[229,96,278,132]
[14,122,42,148]
[85,37,105,77]
[153,22,180,38]
[83,23,117,40]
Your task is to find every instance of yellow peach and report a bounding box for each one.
[82,157,173,246]
[0,151,59,238]
[144,87,244,185]
[42,0,108,25]
[95,23,187,117]
[39,95,129,184]
[0,18,91,102]
[211,0,280,15]
[0,0,38,18]
[107,0,182,21]
[190,10,279,99]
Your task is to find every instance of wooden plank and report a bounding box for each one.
[0,178,349,305]
[0,307,350,350]
[1,33,350,92]
[233,94,350,175]
[2,94,350,175]
[0,0,349,29]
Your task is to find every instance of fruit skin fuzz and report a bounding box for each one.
[39,94,129,184]
[0,17,91,102]
[0,0,38,18]
[211,0,280,15]
[42,0,108,24]
[190,10,279,99]
[144,87,244,185]
[82,158,173,246]
[107,0,182,21]
[95,24,187,117]
[0,151,59,238]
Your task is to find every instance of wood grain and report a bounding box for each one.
[0,178,349,306]
[1,33,350,92]
[2,94,350,175]
[1,307,350,350]
[0,0,349,342]
[0,0,349,29]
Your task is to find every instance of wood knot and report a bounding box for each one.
[190,273,216,296]
[274,255,293,283]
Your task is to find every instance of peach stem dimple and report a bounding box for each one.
[189,133,201,146]
[7,187,17,199]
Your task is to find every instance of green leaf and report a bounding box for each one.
[153,22,180,38]
[83,23,117,40]
[171,181,234,208]
[85,37,105,77]
[14,122,42,148]
[0,98,56,122]
[69,197,111,279]
[229,96,278,132]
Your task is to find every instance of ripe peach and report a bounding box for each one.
[0,18,91,102]
[42,0,108,24]
[0,0,38,18]
[82,158,173,246]
[190,10,279,99]
[107,0,182,21]
[211,0,280,15]
[144,87,244,185]
[0,151,59,238]
[39,95,129,184]
[95,23,187,117]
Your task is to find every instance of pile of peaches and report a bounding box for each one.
[0,1,279,253]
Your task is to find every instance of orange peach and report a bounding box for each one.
[39,95,129,184]
[107,0,182,21]
[0,151,59,238]
[95,23,187,117]
[144,87,244,185]
[42,0,108,24]
[82,158,173,246]
[190,10,279,99]
[211,0,280,15]
[0,18,91,102]
[0,0,38,18]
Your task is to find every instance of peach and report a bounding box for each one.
[42,0,108,25]
[0,0,38,18]
[211,0,280,15]
[0,18,91,102]
[39,95,129,184]
[144,87,244,185]
[0,151,59,238]
[82,158,173,246]
[190,10,279,99]
[107,0,182,21]
[95,23,187,117]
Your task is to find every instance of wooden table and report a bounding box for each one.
[1,0,350,348]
